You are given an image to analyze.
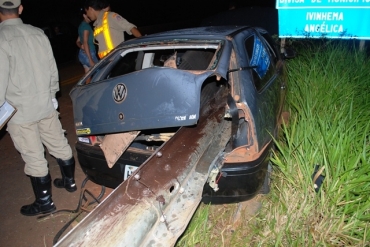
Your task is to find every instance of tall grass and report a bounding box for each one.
[177,40,370,246]
[266,40,370,246]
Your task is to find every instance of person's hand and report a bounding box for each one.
[83,14,91,23]
[52,98,58,110]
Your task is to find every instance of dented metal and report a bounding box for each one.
[100,131,140,168]
[56,87,231,247]
[64,26,290,246]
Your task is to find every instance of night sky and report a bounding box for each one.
[19,0,275,28]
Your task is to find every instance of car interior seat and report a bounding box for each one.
[177,50,214,70]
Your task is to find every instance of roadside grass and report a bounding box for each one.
[176,40,370,246]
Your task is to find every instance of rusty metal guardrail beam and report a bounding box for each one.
[55,87,231,247]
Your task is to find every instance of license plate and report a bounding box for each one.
[124,165,138,180]
[78,137,90,144]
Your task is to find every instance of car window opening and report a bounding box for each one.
[106,48,217,80]
[244,35,277,92]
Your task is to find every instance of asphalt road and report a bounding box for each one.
[0,59,113,247]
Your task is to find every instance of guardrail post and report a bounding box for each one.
[359,40,365,52]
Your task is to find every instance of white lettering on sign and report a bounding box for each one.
[306,12,344,21]
[327,0,359,2]
[305,24,344,33]
[279,0,305,3]
[305,11,345,33]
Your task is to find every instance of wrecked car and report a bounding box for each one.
[70,25,289,204]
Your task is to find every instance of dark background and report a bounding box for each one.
[17,0,276,64]
[19,0,276,28]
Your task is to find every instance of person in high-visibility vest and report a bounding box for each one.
[84,0,142,59]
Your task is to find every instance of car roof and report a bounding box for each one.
[120,25,257,47]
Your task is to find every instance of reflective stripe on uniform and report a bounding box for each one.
[94,12,114,59]
[98,50,109,58]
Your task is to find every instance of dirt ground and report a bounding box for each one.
[0,59,265,247]
[0,60,113,247]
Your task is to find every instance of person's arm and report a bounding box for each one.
[76,36,82,49]
[0,47,9,107]
[45,36,59,98]
[130,27,142,38]
[83,30,95,67]
[110,13,141,38]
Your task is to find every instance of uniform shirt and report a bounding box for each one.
[93,11,136,54]
[0,18,58,124]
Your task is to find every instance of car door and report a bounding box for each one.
[234,29,284,149]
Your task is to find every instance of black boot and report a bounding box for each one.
[21,173,56,216]
[54,157,77,192]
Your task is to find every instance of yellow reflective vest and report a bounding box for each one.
[93,12,113,59]
[93,11,136,59]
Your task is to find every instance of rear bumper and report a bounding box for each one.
[75,142,151,188]
[75,141,270,203]
[201,146,270,204]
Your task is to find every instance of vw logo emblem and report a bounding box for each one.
[113,83,127,103]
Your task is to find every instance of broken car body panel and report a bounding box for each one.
[70,40,232,136]
[61,25,291,246]
[70,26,288,201]
[57,82,231,247]
[71,69,207,134]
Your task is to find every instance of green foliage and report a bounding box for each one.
[176,203,211,247]
[177,39,370,246]
[269,39,370,246]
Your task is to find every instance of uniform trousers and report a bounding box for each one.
[7,110,72,177]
